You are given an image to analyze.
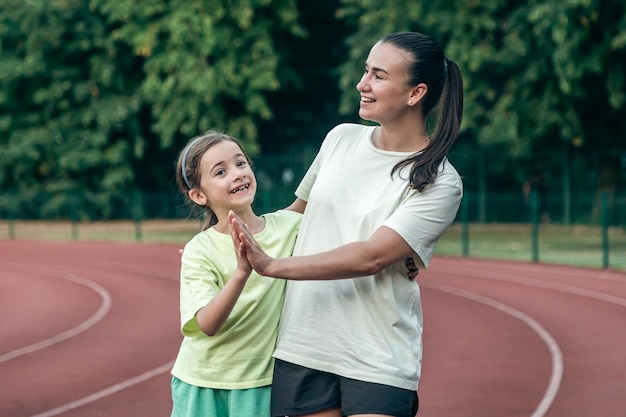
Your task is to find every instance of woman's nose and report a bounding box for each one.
[356,74,369,92]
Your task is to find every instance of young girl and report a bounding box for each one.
[170,131,301,417]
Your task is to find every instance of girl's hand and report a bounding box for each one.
[229,210,274,276]
[230,217,252,276]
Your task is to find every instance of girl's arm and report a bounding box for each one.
[194,225,253,336]
[194,269,249,336]
[179,198,305,334]
[230,211,414,280]
[284,197,306,214]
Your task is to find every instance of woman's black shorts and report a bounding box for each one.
[271,359,419,417]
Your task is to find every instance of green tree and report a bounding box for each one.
[0,0,304,218]
[93,0,305,194]
[335,0,626,201]
[256,0,352,205]
[94,0,304,150]
[0,0,139,218]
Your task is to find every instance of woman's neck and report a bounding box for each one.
[373,125,429,152]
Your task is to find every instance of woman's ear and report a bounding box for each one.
[408,83,428,106]
[188,188,208,206]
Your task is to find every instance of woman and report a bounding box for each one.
[231,31,464,417]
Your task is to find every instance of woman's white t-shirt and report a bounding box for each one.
[273,123,463,391]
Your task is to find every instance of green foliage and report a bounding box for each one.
[256,0,352,157]
[0,0,624,220]
[0,0,304,218]
[0,0,138,218]
[91,0,304,151]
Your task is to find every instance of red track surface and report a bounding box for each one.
[1,240,625,417]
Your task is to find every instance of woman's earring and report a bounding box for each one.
[408,100,413,105]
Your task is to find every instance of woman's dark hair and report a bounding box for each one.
[175,131,252,230]
[383,32,464,191]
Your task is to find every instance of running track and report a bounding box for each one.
[1,240,625,417]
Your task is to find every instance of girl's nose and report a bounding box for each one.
[234,168,246,180]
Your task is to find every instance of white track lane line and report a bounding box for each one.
[0,261,175,417]
[438,259,626,283]
[0,263,111,364]
[28,361,175,417]
[433,267,626,307]
[421,281,563,417]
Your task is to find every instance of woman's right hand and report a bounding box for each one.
[229,210,275,276]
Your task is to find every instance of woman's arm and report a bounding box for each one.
[230,211,414,280]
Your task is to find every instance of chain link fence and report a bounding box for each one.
[1,188,624,271]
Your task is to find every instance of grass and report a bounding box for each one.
[1,219,625,272]
[0,219,200,245]
[436,223,626,271]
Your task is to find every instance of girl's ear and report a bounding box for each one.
[188,188,208,206]
[408,83,428,106]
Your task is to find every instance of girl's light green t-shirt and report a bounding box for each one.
[171,209,301,390]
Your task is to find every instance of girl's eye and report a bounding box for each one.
[237,160,247,167]
[215,169,225,176]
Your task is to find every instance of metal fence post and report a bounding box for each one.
[8,210,15,240]
[531,190,539,262]
[478,150,487,223]
[461,193,469,257]
[71,193,78,241]
[601,192,609,269]
[562,141,572,225]
[133,190,143,242]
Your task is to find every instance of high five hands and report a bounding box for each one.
[229,210,274,276]
[228,210,419,281]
